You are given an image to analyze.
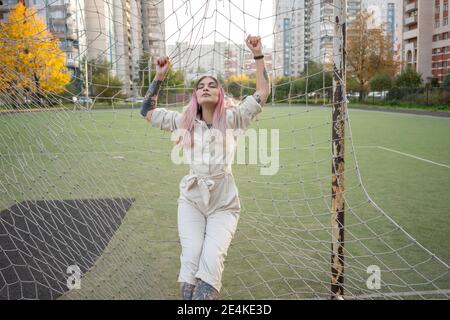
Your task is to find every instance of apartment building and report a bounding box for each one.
[431,0,450,82]
[400,0,450,82]
[1,0,166,96]
[274,0,362,77]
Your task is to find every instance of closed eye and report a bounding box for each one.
[197,81,217,90]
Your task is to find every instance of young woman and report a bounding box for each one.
[141,35,270,300]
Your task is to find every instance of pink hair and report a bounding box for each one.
[177,76,235,148]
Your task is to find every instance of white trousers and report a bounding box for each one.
[177,172,240,292]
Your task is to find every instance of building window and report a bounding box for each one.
[436,5,440,13]
[445,3,449,11]
[444,32,449,40]
[443,61,448,68]
[435,20,441,28]
[50,11,65,19]
[407,51,412,62]
[445,17,449,26]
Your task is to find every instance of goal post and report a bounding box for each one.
[331,0,346,299]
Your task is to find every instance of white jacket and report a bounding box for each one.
[150,95,262,177]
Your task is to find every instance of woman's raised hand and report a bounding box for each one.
[245,35,263,55]
[156,56,170,76]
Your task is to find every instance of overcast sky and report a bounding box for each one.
[163,0,275,47]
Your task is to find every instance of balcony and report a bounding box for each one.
[48,17,66,25]
[66,58,77,68]
[51,29,77,40]
[48,3,68,11]
[0,4,14,13]
[405,2,417,13]
[403,28,418,40]
[405,15,417,26]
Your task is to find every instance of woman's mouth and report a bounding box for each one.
[202,93,211,97]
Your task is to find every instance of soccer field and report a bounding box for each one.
[0,105,449,299]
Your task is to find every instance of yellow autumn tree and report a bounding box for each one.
[0,3,70,102]
[226,74,250,83]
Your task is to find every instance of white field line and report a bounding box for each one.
[2,145,449,170]
[347,107,450,119]
[378,146,450,169]
[346,288,450,300]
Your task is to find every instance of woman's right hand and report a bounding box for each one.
[156,56,170,77]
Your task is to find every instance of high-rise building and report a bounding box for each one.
[387,2,396,49]
[168,42,228,82]
[0,0,20,22]
[168,41,273,84]
[273,0,362,77]
[82,0,166,96]
[83,0,141,96]
[273,0,306,77]
[141,0,166,62]
[347,0,362,26]
[44,0,81,74]
[311,0,361,69]
[316,0,334,67]
[399,0,447,82]
[362,0,397,47]
[431,0,450,82]
[1,0,166,96]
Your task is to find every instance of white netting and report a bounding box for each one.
[0,0,449,300]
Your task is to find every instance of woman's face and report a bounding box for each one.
[196,77,220,107]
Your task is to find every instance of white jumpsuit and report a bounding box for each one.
[150,95,262,292]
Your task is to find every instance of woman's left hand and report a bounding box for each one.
[245,35,263,55]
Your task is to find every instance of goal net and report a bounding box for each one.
[0,0,448,300]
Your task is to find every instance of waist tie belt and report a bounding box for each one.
[184,169,231,207]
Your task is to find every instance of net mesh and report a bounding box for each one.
[0,0,449,300]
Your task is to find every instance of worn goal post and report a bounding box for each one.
[331,0,347,299]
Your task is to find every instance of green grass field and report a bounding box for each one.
[0,104,449,299]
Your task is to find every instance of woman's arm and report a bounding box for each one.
[245,35,270,106]
[141,56,170,121]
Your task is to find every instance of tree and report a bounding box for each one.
[225,74,255,99]
[271,76,291,101]
[347,10,399,100]
[430,77,440,88]
[442,74,450,88]
[395,66,422,88]
[346,75,360,94]
[302,61,332,95]
[139,59,185,100]
[0,3,70,106]
[89,59,124,104]
[369,73,392,94]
